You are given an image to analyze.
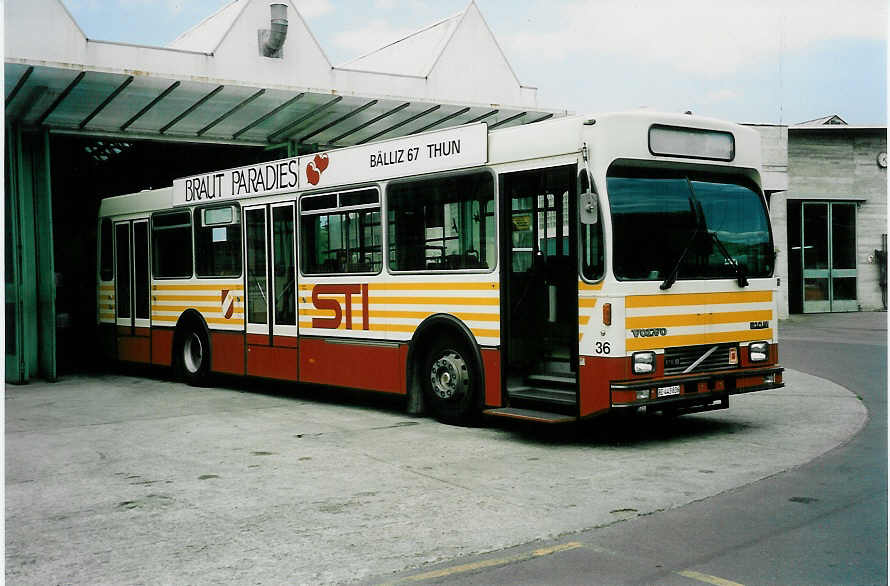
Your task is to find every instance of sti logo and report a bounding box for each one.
[311,284,369,330]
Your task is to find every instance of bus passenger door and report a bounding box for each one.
[500,165,579,412]
[244,203,298,380]
[114,219,151,363]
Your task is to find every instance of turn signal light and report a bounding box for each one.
[603,303,612,326]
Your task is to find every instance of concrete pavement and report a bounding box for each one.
[6,365,866,584]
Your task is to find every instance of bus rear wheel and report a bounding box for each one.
[422,336,479,425]
[176,327,209,386]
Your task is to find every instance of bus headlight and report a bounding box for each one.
[632,351,656,375]
[749,341,769,362]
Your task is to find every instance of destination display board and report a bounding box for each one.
[172,123,488,206]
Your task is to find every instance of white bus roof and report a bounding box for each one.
[99,112,761,218]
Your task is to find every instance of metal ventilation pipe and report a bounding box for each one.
[260,3,288,58]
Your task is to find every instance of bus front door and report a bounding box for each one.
[501,165,579,412]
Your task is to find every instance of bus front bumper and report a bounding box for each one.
[609,366,784,411]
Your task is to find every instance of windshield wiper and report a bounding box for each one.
[707,230,749,287]
[660,180,703,290]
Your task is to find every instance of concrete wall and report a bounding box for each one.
[788,128,888,311]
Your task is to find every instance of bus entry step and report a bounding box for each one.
[482,407,576,423]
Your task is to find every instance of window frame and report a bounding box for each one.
[298,185,383,277]
[384,167,498,275]
[150,209,194,280]
[193,202,243,279]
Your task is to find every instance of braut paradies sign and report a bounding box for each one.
[171,123,488,206]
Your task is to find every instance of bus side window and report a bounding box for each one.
[99,218,113,281]
[387,171,494,272]
[152,211,193,278]
[195,205,242,277]
[300,188,381,275]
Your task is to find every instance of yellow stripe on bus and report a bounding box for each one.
[298,321,499,338]
[625,310,773,329]
[579,298,598,308]
[152,295,243,302]
[298,308,499,321]
[626,329,774,351]
[152,303,242,313]
[367,296,498,306]
[152,283,242,291]
[578,281,603,291]
[297,282,498,292]
[626,290,773,308]
[99,284,115,291]
[579,315,591,326]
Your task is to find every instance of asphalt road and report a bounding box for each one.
[377,312,887,585]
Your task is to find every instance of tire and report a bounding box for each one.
[422,335,480,425]
[176,326,209,386]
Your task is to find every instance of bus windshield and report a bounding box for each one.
[607,170,773,281]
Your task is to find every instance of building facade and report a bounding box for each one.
[752,118,887,318]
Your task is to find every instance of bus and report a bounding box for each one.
[97,111,784,424]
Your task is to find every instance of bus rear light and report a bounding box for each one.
[602,303,612,326]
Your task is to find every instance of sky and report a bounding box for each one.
[60,0,888,125]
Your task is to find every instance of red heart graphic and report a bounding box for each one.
[306,162,320,185]
[314,153,329,173]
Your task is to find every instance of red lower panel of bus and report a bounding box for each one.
[211,331,245,375]
[299,338,405,394]
[151,329,174,366]
[247,344,298,381]
[481,348,501,407]
[579,356,629,417]
[118,330,151,364]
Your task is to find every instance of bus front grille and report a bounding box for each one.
[663,343,740,376]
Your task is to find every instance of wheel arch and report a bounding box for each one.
[405,313,485,415]
[172,309,213,371]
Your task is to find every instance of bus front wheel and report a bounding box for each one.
[176,326,209,386]
[422,336,479,425]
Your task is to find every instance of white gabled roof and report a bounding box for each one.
[168,1,247,53]
[339,12,462,77]
[795,114,848,126]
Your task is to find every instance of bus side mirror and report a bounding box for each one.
[580,191,598,224]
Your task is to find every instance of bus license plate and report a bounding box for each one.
[657,385,681,398]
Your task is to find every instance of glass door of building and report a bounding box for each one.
[802,202,857,313]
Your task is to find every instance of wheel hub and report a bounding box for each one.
[183,333,203,374]
[430,351,469,400]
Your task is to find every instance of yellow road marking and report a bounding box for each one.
[381,542,584,584]
[677,570,744,586]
